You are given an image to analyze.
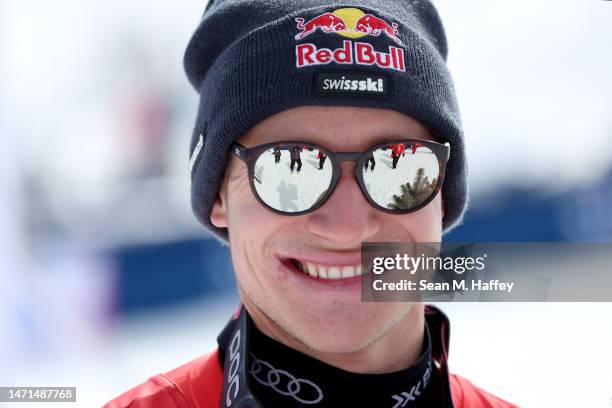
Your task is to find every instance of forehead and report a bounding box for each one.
[238,106,436,151]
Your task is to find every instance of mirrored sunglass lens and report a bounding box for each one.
[362,143,440,211]
[253,145,333,213]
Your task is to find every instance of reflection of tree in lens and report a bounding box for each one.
[388,167,437,210]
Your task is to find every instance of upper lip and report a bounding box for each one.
[276,250,362,266]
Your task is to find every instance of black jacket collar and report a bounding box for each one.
[217,304,455,408]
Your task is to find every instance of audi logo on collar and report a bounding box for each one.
[226,329,242,406]
[249,353,324,405]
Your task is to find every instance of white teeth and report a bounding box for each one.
[328,266,341,279]
[341,266,354,278]
[307,262,318,278]
[296,261,365,280]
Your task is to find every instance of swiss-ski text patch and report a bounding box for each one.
[315,72,388,96]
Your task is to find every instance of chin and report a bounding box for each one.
[288,301,415,354]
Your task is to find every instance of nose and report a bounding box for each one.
[306,162,381,246]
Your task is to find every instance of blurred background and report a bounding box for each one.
[1,0,611,407]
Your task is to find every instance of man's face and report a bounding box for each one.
[211,106,443,354]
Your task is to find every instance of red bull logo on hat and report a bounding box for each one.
[294,8,406,72]
[296,40,405,72]
[295,7,403,45]
[294,12,351,40]
[355,14,402,45]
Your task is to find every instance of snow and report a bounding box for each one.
[363,146,439,208]
[253,148,333,212]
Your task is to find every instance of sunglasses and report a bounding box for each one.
[230,139,450,216]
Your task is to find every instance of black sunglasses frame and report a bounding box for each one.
[230,139,450,216]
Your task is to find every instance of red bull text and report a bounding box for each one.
[296,40,406,72]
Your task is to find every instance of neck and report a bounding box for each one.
[245,301,425,374]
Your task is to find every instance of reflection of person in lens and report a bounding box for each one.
[290,145,302,172]
[391,143,406,168]
[107,2,517,408]
[365,153,375,171]
[272,147,281,163]
[276,180,299,212]
[317,150,327,169]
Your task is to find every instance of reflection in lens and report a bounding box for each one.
[363,143,440,210]
[253,145,333,213]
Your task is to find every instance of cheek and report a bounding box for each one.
[226,177,271,241]
[393,193,443,241]
[225,176,297,307]
[225,175,289,267]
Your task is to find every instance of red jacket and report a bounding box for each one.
[391,143,406,157]
[104,306,518,408]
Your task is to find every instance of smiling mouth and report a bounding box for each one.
[289,259,365,280]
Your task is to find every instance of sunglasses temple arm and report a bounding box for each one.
[230,143,262,183]
[442,143,451,163]
[231,143,247,161]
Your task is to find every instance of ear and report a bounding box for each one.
[210,188,228,228]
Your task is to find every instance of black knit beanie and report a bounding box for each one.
[184,0,467,242]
